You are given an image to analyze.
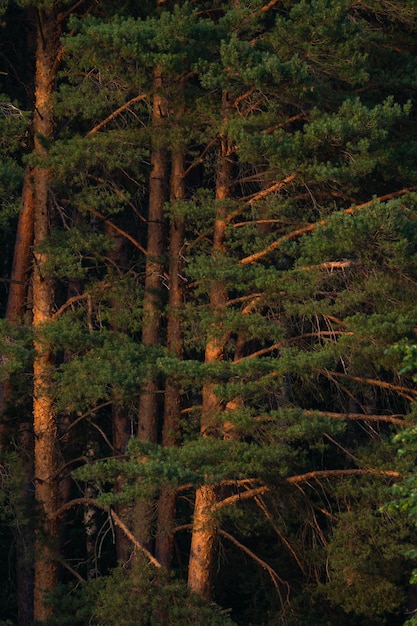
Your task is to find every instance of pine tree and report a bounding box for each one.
[1,1,417,623]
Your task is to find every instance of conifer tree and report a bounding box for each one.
[1,0,417,623]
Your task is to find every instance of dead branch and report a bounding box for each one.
[254,494,306,575]
[287,468,400,484]
[320,369,417,401]
[87,94,147,136]
[218,528,290,606]
[86,207,147,255]
[52,497,161,568]
[213,486,269,511]
[303,409,408,426]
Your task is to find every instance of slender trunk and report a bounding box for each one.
[155,148,185,568]
[188,114,233,598]
[134,63,168,549]
[5,169,34,322]
[32,8,61,621]
[0,19,36,618]
[15,426,35,626]
[0,170,34,424]
[113,401,133,562]
[137,66,167,445]
[103,222,133,562]
[0,172,35,626]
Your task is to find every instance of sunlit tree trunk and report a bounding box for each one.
[188,100,233,598]
[32,8,62,621]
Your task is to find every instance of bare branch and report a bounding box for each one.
[320,369,417,401]
[86,207,147,255]
[254,494,306,575]
[303,409,408,426]
[213,486,269,511]
[52,497,161,568]
[51,293,90,321]
[287,468,400,484]
[219,528,290,606]
[233,330,353,363]
[87,94,147,137]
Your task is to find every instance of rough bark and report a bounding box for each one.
[188,109,233,598]
[5,169,34,323]
[32,8,61,621]
[155,147,185,568]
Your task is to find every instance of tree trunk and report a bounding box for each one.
[188,114,233,598]
[155,147,185,568]
[0,171,36,625]
[134,62,168,550]
[32,8,61,621]
[103,222,133,562]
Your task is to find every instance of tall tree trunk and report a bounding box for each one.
[188,110,233,599]
[0,173,35,626]
[104,222,133,562]
[32,8,61,621]
[0,169,34,423]
[134,62,168,550]
[155,147,185,568]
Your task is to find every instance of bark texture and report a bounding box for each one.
[32,8,61,621]
[188,113,233,598]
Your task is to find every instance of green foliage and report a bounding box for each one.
[47,561,234,626]
[320,509,410,622]
[2,0,417,623]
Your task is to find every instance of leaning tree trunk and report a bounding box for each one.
[31,8,62,622]
[155,147,186,568]
[0,174,35,626]
[188,108,234,599]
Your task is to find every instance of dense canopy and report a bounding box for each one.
[1,1,417,624]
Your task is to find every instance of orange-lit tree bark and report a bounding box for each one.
[31,7,62,621]
[188,95,234,599]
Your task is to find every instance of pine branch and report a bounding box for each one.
[287,468,400,484]
[303,409,408,426]
[212,486,269,511]
[215,468,399,512]
[320,369,417,401]
[234,330,353,363]
[51,293,90,320]
[240,186,417,265]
